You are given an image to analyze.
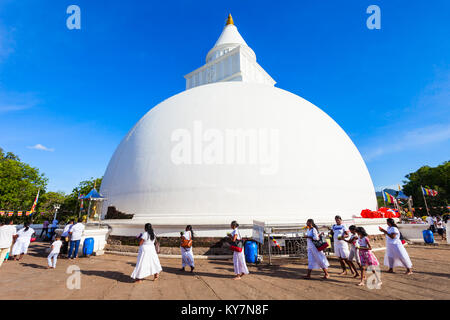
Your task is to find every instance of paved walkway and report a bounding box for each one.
[0,242,449,300]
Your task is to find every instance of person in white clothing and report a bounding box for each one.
[180,225,195,272]
[330,215,355,275]
[11,222,35,260]
[131,223,162,283]
[47,235,63,269]
[344,225,361,277]
[436,217,445,240]
[426,215,436,233]
[61,220,74,256]
[68,218,85,259]
[229,221,249,280]
[379,218,413,275]
[0,219,17,267]
[303,219,330,279]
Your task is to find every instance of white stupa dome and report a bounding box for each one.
[100,81,377,226]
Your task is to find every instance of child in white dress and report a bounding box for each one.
[230,221,249,280]
[379,218,413,275]
[47,235,62,269]
[303,219,330,279]
[344,225,361,278]
[11,223,35,260]
[180,225,195,272]
[131,223,162,283]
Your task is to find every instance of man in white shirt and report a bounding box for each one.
[426,215,436,233]
[61,220,74,256]
[331,215,356,275]
[0,219,17,267]
[68,218,85,259]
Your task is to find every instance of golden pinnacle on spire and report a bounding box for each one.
[226,13,234,26]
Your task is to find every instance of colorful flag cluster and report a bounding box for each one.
[0,210,44,217]
[421,187,438,197]
[382,191,397,204]
[269,236,281,249]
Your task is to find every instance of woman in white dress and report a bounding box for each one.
[230,221,249,280]
[131,223,162,283]
[11,222,35,260]
[303,219,330,279]
[379,218,413,275]
[180,225,195,272]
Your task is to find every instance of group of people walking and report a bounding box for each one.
[0,217,86,269]
[130,220,249,283]
[2,216,414,287]
[0,220,35,264]
[305,215,413,286]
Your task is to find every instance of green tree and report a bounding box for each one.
[0,148,48,219]
[402,161,449,216]
[33,191,67,223]
[61,177,103,221]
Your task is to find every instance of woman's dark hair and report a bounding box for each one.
[355,227,368,237]
[335,215,342,220]
[24,222,30,232]
[145,223,155,241]
[306,219,319,232]
[185,225,194,240]
[349,225,356,231]
[231,221,239,228]
[386,218,398,228]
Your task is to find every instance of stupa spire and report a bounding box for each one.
[226,13,234,26]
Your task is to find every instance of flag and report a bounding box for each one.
[30,189,40,214]
[17,211,22,216]
[383,190,397,204]
[0,211,4,216]
[421,186,438,196]
[25,211,31,216]
[8,211,14,216]
[78,193,85,209]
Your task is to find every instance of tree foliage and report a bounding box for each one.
[402,161,449,216]
[0,148,48,212]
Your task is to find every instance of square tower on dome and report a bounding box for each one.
[184,14,276,90]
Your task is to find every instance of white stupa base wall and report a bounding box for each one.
[103,217,395,238]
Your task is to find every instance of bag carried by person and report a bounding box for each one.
[312,234,329,251]
[230,230,244,252]
[181,238,192,248]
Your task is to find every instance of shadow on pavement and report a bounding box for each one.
[162,266,235,279]
[80,270,135,283]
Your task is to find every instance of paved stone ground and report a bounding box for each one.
[0,241,449,300]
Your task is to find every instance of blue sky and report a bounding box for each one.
[0,0,449,194]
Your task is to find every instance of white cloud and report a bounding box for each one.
[0,91,38,113]
[0,104,32,113]
[362,124,450,161]
[27,144,54,152]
